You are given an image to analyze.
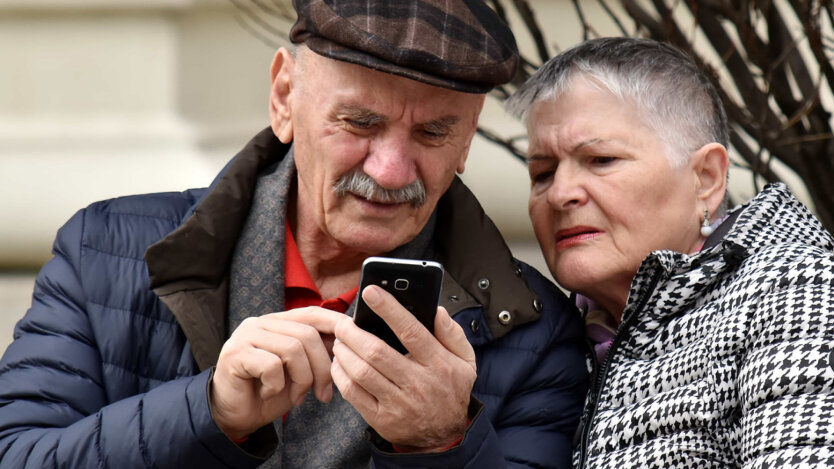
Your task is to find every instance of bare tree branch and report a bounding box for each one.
[476,127,527,163]
[596,0,630,36]
[509,0,551,63]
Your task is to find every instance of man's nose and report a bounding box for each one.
[362,133,418,189]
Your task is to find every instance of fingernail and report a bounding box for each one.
[362,285,380,305]
[294,392,306,406]
[315,382,333,403]
[439,307,452,328]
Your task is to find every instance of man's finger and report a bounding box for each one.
[359,285,439,363]
[431,307,476,371]
[266,307,348,335]
[331,339,399,398]
[330,348,379,416]
[251,318,335,401]
[237,346,287,398]
[244,329,314,403]
[334,317,417,385]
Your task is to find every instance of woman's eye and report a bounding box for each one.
[591,156,617,165]
[531,170,554,185]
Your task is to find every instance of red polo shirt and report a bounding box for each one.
[284,222,358,312]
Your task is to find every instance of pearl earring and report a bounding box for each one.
[700,208,714,237]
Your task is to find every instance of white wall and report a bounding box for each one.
[0,1,276,267]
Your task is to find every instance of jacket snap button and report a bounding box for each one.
[470,319,479,334]
[478,278,490,290]
[498,310,512,325]
[532,298,543,312]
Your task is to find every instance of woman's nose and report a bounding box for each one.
[547,166,587,209]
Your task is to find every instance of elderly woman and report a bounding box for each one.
[507,37,834,468]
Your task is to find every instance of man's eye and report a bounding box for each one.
[422,130,446,140]
[417,125,450,142]
[346,119,374,130]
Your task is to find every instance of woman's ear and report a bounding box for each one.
[269,48,295,143]
[691,142,730,214]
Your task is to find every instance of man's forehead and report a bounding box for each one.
[334,103,463,126]
[295,51,483,124]
[303,49,470,97]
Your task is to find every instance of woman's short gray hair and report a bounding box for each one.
[506,37,729,169]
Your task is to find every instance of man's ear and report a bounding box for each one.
[691,142,730,214]
[457,95,487,174]
[456,147,469,174]
[270,48,295,143]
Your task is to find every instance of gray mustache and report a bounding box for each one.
[333,170,427,207]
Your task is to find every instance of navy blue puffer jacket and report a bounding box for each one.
[0,129,588,468]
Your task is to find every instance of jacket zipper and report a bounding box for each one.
[577,269,663,468]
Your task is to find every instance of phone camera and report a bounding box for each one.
[394,278,409,290]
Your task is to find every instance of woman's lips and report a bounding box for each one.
[555,226,602,248]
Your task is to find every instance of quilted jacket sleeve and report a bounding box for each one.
[738,248,834,467]
[0,209,266,469]
[370,263,589,469]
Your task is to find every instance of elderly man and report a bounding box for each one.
[0,1,587,468]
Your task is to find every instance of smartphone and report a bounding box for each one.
[353,257,444,354]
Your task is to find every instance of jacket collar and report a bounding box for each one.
[623,183,834,326]
[434,177,541,339]
[145,128,289,370]
[640,183,832,276]
[719,182,834,253]
[146,127,290,294]
[145,128,540,369]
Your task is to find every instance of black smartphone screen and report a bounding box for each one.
[353,257,444,354]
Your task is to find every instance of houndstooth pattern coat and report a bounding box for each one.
[574,183,834,468]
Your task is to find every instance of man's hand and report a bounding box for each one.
[331,285,478,452]
[210,308,347,440]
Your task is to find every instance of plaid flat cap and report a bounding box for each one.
[290,0,519,93]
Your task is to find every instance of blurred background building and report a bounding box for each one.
[0,0,816,353]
